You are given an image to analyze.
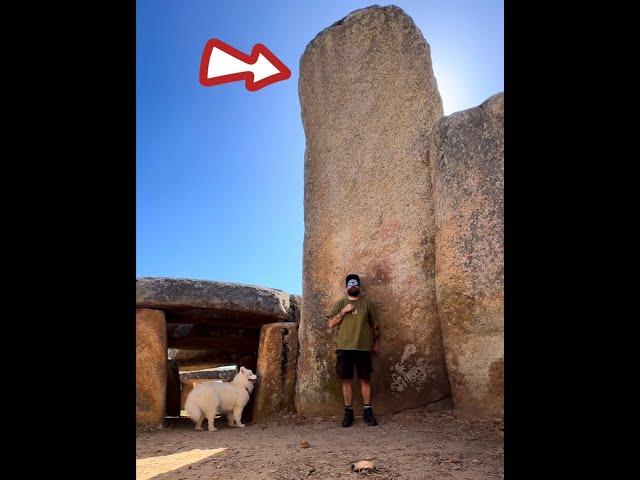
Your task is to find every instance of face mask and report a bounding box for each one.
[347,286,360,297]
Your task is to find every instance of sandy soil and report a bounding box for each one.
[136,407,504,480]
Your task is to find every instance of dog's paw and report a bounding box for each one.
[208,427,218,432]
[195,427,203,431]
[237,423,246,428]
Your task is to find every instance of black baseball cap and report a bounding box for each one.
[345,273,360,286]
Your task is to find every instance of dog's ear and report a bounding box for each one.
[240,366,246,374]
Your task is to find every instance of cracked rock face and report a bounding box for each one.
[430,93,504,419]
[296,5,451,415]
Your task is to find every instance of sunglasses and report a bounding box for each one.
[347,280,359,287]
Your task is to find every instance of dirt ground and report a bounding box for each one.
[136,407,504,480]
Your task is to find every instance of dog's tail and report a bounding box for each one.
[184,391,202,424]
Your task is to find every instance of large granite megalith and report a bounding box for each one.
[430,93,504,419]
[296,5,451,415]
[253,322,299,420]
[136,308,167,427]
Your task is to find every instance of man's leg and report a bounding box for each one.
[341,379,354,427]
[342,379,353,406]
[336,350,355,427]
[357,352,378,426]
[360,379,371,405]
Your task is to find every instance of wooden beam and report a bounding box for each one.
[167,323,261,338]
[167,335,259,353]
[179,362,235,372]
[179,369,236,381]
[164,307,281,328]
[169,348,238,367]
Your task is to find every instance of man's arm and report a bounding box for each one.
[327,311,345,330]
[371,324,381,354]
[327,303,354,333]
[368,300,380,355]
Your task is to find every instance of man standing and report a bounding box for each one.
[326,273,380,427]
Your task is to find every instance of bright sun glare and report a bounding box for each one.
[136,448,227,480]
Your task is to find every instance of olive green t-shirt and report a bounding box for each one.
[327,296,377,351]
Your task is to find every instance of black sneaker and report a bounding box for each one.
[342,408,354,427]
[363,407,378,426]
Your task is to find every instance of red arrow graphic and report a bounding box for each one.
[199,39,291,91]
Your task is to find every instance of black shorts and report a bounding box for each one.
[335,349,373,380]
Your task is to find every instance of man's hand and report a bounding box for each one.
[341,304,355,315]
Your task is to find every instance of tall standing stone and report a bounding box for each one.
[253,322,298,420]
[136,308,167,426]
[296,5,451,415]
[430,93,504,419]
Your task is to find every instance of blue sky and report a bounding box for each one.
[136,0,504,295]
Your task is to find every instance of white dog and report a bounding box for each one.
[184,366,258,431]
